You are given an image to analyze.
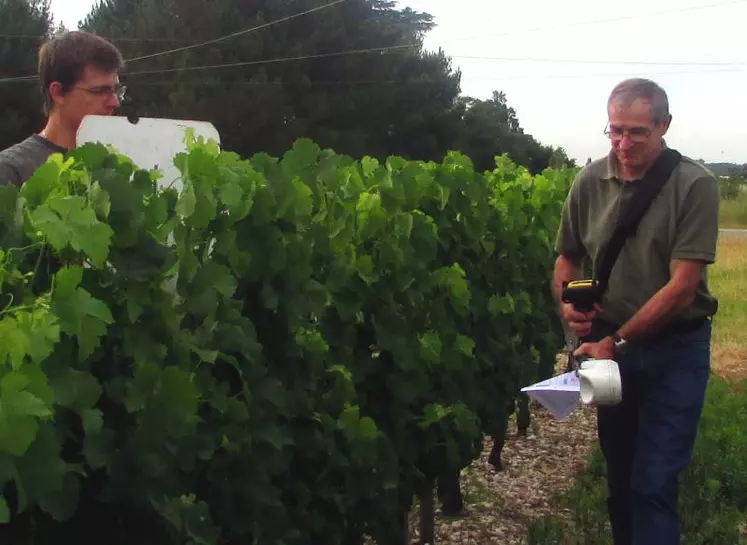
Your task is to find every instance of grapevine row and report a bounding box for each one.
[0,135,575,544]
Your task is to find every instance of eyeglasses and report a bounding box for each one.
[603,123,651,143]
[75,83,127,101]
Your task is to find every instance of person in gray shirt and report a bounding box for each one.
[0,31,125,187]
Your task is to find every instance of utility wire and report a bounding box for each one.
[0,74,35,83]
[0,34,195,42]
[452,55,746,67]
[121,47,417,76]
[1,49,743,84]
[0,20,427,41]
[125,0,347,62]
[4,66,741,88]
[117,53,747,77]
[107,66,747,86]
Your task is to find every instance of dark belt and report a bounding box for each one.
[595,317,708,339]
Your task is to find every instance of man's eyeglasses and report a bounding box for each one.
[75,83,127,102]
[603,123,651,143]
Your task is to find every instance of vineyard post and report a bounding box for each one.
[418,479,435,544]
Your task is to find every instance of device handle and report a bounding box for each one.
[570,352,592,375]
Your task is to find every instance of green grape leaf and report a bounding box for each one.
[359,417,378,441]
[0,369,53,456]
[176,183,196,218]
[361,156,379,178]
[50,369,102,412]
[51,268,114,360]
[419,331,442,364]
[37,472,81,522]
[1,370,52,418]
[454,335,475,357]
[15,423,78,520]
[88,181,111,219]
[19,155,68,208]
[0,413,38,457]
[356,192,387,239]
[17,308,61,366]
[432,264,470,314]
[488,294,515,316]
[29,195,113,267]
[0,314,31,370]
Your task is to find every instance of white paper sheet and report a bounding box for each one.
[521,372,581,420]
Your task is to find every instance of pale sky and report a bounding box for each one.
[51,0,747,164]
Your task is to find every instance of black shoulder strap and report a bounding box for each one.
[594,148,682,293]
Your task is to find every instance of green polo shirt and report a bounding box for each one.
[555,149,720,327]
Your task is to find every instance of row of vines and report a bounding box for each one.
[0,135,576,544]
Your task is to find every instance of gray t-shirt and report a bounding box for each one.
[0,135,68,187]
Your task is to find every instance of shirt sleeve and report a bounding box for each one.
[0,159,21,187]
[671,175,720,264]
[554,174,587,261]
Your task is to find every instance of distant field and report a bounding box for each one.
[719,193,747,229]
[710,233,747,381]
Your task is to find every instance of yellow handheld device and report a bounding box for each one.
[561,279,602,312]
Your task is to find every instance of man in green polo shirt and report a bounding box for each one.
[553,78,719,545]
[0,31,124,187]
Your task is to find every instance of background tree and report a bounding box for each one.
[0,0,54,150]
[81,0,463,162]
[81,0,566,170]
[453,91,575,174]
[3,0,573,172]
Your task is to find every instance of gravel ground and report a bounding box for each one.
[406,406,598,545]
[406,357,600,545]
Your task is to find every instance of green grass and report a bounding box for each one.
[719,193,747,229]
[525,380,747,545]
[525,236,747,545]
[711,235,747,381]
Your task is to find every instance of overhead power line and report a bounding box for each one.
[0,34,194,42]
[125,0,348,62]
[1,48,744,84]
[452,56,746,67]
[0,20,426,42]
[0,74,35,83]
[117,53,747,77]
[2,65,743,87]
[122,47,412,76]
[111,67,746,87]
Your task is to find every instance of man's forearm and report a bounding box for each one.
[616,281,696,341]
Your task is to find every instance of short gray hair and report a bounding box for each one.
[608,78,670,125]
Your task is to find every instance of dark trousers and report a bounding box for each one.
[587,320,711,545]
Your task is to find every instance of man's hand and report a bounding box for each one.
[560,302,603,338]
[574,336,615,360]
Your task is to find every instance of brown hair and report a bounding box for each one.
[608,78,670,125]
[38,31,124,115]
